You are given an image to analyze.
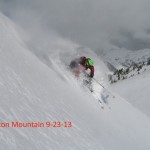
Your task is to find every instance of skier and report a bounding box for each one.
[70,56,94,78]
[80,56,94,78]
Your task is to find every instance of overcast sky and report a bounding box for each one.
[1,0,150,51]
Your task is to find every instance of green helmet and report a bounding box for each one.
[86,58,94,66]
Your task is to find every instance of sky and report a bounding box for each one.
[0,0,150,52]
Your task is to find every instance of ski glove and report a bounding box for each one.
[90,73,94,78]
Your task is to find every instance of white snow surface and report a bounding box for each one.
[110,69,150,118]
[0,12,150,150]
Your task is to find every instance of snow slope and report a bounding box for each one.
[110,68,150,118]
[1,12,150,150]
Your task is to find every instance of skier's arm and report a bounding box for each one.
[89,66,94,78]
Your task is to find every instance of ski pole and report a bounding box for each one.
[84,72,115,98]
[92,77,105,89]
[94,77,115,97]
[83,72,105,89]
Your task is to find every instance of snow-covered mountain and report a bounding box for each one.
[100,48,150,70]
[1,12,150,150]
